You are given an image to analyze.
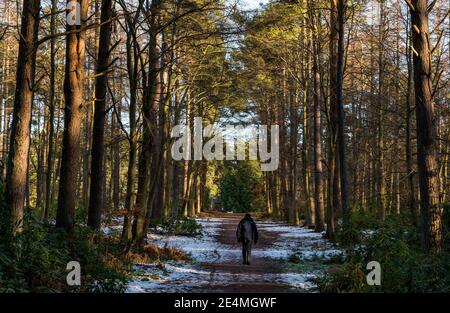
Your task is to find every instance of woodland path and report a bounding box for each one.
[193,212,296,292]
[126,212,341,293]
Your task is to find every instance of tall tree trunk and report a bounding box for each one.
[133,0,162,245]
[52,108,62,204]
[405,13,418,225]
[289,85,299,225]
[312,18,325,232]
[302,90,314,227]
[87,0,113,229]
[150,30,168,222]
[81,100,91,209]
[170,84,182,218]
[337,0,349,225]
[409,0,443,253]
[2,40,11,175]
[326,0,338,238]
[279,72,289,221]
[112,108,121,212]
[56,0,89,232]
[121,13,139,241]
[182,93,193,217]
[44,0,57,220]
[195,169,201,215]
[36,112,45,209]
[376,0,386,220]
[5,0,41,235]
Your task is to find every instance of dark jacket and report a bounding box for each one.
[236,214,258,244]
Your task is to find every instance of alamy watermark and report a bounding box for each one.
[67,1,81,26]
[171,117,279,171]
[66,261,81,286]
[366,261,381,286]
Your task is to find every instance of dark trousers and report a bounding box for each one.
[242,240,253,264]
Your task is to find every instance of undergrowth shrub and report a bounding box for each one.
[314,210,450,292]
[126,243,190,264]
[0,212,131,293]
[157,217,203,236]
[443,203,450,247]
[0,170,131,294]
[0,169,198,293]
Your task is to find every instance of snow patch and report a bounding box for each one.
[121,216,343,292]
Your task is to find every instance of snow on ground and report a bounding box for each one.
[101,216,125,235]
[146,218,233,263]
[101,225,123,235]
[126,216,342,293]
[258,222,343,261]
[127,262,316,292]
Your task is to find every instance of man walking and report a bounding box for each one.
[236,213,258,265]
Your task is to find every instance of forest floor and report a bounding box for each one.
[124,212,343,293]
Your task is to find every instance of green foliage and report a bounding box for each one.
[219,160,264,213]
[0,176,130,293]
[315,211,450,292]
[75,205,88,224]
[443,203,450,247]
[312,262,366,293]
[67,226,130,292]
[335,210,386,247]
[157,217,203,237]
[284,255,328,275]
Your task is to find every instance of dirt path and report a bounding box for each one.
[126,212,341,293]
[195,212,294,292]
